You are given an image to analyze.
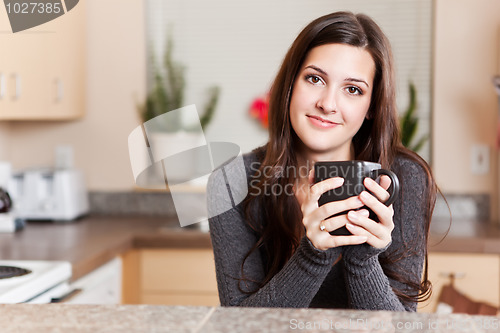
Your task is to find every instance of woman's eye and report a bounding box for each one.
[305,75,323,85]
[347,86,362,95]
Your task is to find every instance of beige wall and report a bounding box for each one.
[432,0,500,218]
[0,124,11,160]
[6,0,146,191]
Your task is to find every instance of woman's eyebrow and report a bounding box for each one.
[345,77,370,88]
[304,65,369,88]
[304,65,328,76]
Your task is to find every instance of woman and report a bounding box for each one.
[207,11,437,311]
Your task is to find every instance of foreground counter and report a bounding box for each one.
[0,304,499,332]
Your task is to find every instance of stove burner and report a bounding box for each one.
[0,265,32,279]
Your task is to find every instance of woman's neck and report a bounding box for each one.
[296,144,354,170]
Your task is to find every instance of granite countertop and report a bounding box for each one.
[1,304,499,332]
[0,215,211,281]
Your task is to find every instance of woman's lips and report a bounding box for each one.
[307,115,339,129]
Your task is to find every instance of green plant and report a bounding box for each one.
[137,32,220,132]
[400,82,428,152]
[199,86,220,130]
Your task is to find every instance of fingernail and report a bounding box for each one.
[364,177,375,185]
[334,177,344,186]
[347,211,358,222]
[360,191,370,200]
[359,209,369,217]
[346,222,355,229]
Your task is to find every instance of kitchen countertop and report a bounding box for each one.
[0,215,499,282]
[429,218,500,253]
[1,304,499,332]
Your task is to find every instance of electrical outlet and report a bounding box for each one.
[471,144,489,174]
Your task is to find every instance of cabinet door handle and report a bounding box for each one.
[50,288,82,303]
[54,78,63,102]
[0,73,5,100]
[12,73,21,100]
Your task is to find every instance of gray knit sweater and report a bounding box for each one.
[207,148,428,311]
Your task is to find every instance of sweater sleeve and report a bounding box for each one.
[341,157,428,312]
[207,157,341,307]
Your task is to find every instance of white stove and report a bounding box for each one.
[0,260,72,303]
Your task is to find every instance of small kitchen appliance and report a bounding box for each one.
[8,168,89,222]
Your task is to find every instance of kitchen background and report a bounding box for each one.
[0,0,499,312]
[1,0,499,221]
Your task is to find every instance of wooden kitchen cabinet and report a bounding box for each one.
[418,252,500,313]
[0,2,85,120]
[121,249,219,306]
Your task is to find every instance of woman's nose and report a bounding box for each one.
[316,89,337,113]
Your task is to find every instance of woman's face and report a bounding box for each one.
[289,43,375,161]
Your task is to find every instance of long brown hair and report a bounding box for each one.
[241,12,437,306]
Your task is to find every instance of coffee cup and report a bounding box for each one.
[313,160,400,236]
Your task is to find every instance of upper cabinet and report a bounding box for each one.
[0,2,85,120]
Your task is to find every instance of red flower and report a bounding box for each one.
[249,94,269,128]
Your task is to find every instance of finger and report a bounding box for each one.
[379,175,391,191]
[358,208,370,217]
[324,235,368,248]
[307,223,366,250]
[307,234,368,251]
[363,177,390,203]
[308,168,315,186]
[319,213,348,233]
[346,210,384,238]
[308,177,344,203]
[345,222,387,249]
[311,196,364,224]
[299,174,338,218]
[359,191,395,229]
[346,211,390,249]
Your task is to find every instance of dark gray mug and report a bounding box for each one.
[314,160,400,236]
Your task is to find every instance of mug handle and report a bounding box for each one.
[370,169,400,206]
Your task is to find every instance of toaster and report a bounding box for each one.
[8,168,89,222]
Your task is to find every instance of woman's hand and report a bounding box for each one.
[345,176,395,249]
[297,170,367,251]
